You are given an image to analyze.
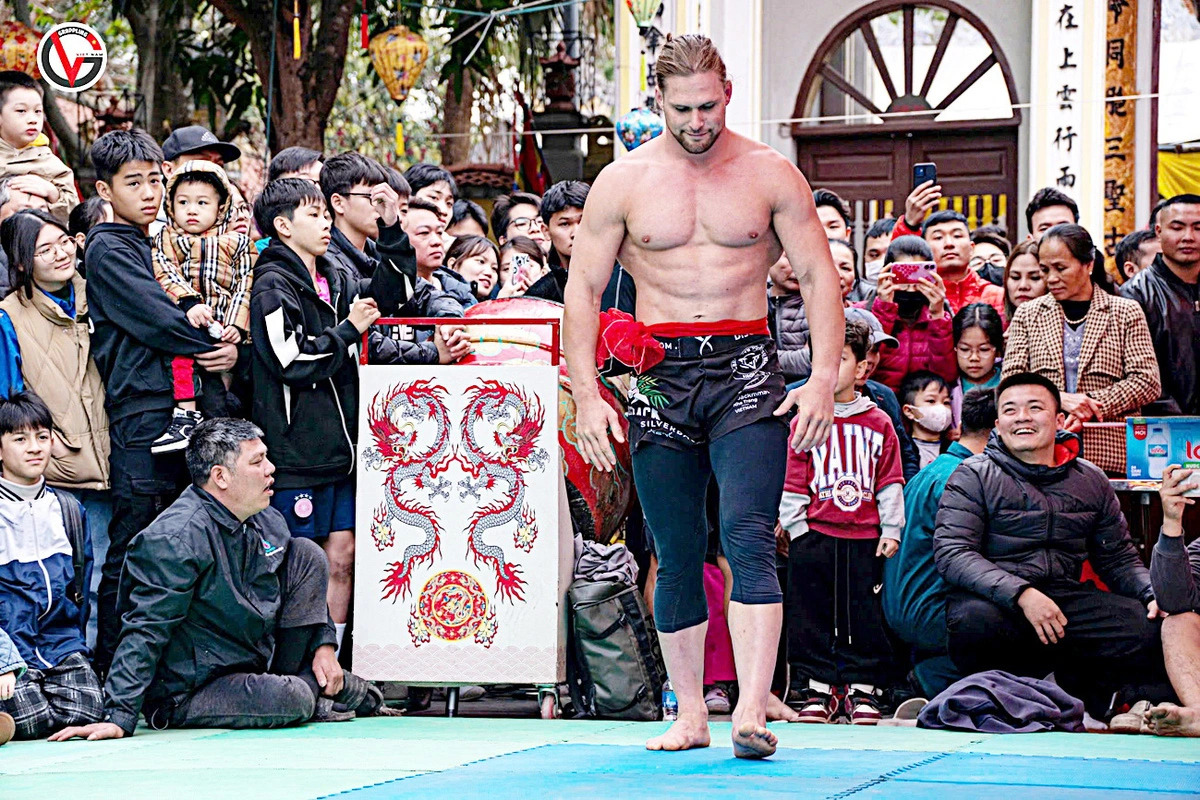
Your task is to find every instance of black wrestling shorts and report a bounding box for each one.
[626,333,788,451]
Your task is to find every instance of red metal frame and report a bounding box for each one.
[361,317,561,366]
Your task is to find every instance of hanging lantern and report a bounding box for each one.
[615,107,663,152]
[624,2,662,97]
[625,0,660,28]
[368,25,430,104]
[0,21,42,79]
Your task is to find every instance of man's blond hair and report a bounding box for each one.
[655,34,727,91]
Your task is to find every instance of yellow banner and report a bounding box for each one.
[1159,150,1200,198]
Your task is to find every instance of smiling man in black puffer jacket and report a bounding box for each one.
[933,372,1163,714]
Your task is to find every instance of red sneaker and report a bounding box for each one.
[848,690,883,725]
[796,691,838,724]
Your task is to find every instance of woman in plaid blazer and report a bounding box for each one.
[1002,224,1160,475]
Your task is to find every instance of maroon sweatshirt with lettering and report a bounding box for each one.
[779,394,906,541]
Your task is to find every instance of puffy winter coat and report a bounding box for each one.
[0,134,79,222]
[933,432,1152,610]
[0,274,109,490]
[869,297,957,391]
[0,485,91,670]
[769,293,811,382]
[1119,254,1200,415]
[433,266,479,309]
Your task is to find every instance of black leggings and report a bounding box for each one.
[635,419,787,633]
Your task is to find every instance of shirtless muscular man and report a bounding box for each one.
[563,35,844,758]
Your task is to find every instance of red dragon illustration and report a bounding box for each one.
[457,380,549,603]
[361,380,454,601]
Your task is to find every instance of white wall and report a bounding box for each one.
[707,0,764,139]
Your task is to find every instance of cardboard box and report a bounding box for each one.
[1127,417,1200,495]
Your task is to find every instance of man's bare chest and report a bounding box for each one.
[623,172,774,251]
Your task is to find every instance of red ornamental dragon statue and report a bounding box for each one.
[361,380,454,601]
[457,379,549,603]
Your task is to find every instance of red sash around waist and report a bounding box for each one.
[595,310,769,373]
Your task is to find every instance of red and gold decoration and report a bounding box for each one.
[1103,0,1137,278]
[369,24,429,160]
[368,25,430,104]
[0,20,42,79]
[409,571,497,647]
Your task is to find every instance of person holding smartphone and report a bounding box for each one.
[866,235,957,392]
[496,237,546,299]
[891,164,1005,317]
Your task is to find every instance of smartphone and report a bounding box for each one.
[510,253,532,285]
[891,261,938,285]
[913,162,937,189]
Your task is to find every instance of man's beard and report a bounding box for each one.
[673,127,719,154]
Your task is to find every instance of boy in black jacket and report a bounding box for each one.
[84,129,236,676]
[250,178,468,651]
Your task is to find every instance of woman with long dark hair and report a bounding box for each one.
[1002,240,1046,324]
[1002,223,1159,474]
[0,209,110,642]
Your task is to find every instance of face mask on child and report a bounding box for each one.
[910,403,952,434]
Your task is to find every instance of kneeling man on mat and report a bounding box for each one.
[51,419,394,741]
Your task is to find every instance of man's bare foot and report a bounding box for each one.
[732,721,777,759]
[646,715,711,751]
[766,692,800,723]
[1145,703,1200,737]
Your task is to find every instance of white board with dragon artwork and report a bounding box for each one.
[352,364,571,685]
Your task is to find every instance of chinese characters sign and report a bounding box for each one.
[1030,0,1105,236]
[1049,3,1083,194]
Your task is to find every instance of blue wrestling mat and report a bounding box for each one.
[4,718,1199,799]
[328,743,1200,799]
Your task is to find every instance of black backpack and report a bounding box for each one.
[53,489,88,608]
[566,578,666,720]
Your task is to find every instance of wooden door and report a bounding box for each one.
[795,124,1019,241]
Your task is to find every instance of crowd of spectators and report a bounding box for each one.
[760,176,1200,731]
[0,62,1198,743]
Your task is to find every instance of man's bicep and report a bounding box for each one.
[769,165,824,280]
[571,171,627,293]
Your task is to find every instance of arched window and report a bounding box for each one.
[793,2,1022,240]
[794,1,1021,128]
